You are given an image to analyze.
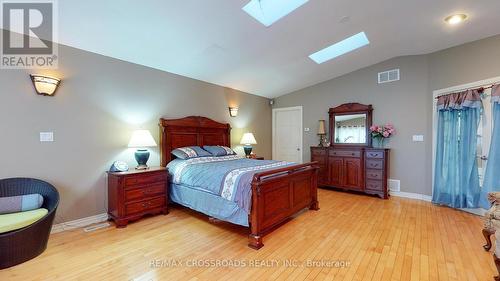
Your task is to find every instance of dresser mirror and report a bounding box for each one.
[329,103,373,147]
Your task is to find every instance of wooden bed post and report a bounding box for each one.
[248,181,263,250]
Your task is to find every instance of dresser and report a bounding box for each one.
[311,147,389,199]
[310,102,390,199]
[107,167,168,227]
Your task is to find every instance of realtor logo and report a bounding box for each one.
[1,0,58,69]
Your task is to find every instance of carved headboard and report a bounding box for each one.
[159,116,231,166]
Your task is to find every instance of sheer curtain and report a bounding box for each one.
[480,85,500,208]
[433,90,482,208]
[337,126,366,143]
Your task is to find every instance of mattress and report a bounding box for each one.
[167,155,292,226]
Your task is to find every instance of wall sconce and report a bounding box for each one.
[228,107,239,117]
[30,75,61,96]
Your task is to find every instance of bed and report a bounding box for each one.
[159,116,319,249]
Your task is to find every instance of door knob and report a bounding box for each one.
[297,148,301,151]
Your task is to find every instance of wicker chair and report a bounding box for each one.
[0,178,59,269]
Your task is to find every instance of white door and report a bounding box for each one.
[272,106,303,163]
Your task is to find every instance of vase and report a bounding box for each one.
[372,137,386,148]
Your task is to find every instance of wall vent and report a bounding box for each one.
[378,69,400,84]
[388,179,400,192]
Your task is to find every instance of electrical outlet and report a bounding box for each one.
[304,127,310,132]
[40,132,54,142]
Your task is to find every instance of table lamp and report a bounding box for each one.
[318,120,326,147]
[240,132,257,158]
[128,129,157,170]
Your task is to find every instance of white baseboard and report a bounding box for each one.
[51,213,109,234]
[390,191,432,202]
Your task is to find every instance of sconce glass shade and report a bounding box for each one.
[240,132,257,145]
[128,130,157,148]
[30,75,61,96]
[229,107,239,117]
[318,120,326,135]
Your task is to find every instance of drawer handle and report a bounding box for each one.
[370,174,378,177]
[370,153,378,157]
[370,163,379,167]
[351,153,355,156]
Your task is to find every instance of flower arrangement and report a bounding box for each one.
[369,124,395,147]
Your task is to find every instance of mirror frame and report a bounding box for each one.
[329,103,373,147]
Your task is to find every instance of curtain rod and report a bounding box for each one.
[435,84,497,99]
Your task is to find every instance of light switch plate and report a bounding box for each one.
[304,127,310,132]
[412,135,424,142]
[40,132,54,142]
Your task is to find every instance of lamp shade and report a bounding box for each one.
[128,130,157,148]
[30,75,61,96]
[240,133,257,145]
[318,120,326,135]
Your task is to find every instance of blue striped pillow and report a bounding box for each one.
[0,194,44,214]
[203,145,236,157]
[172,146,211,159]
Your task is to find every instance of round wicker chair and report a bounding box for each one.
[0,178,59,269]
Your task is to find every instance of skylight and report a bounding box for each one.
[242,0,309,27]
[309,32,370,64]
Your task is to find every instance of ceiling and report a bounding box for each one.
[42,1,500,97]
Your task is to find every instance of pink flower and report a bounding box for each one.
[370,125,378,132]
[382,131,390,138]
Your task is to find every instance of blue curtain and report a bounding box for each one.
[433,107,481,208]
[479,101,500,208]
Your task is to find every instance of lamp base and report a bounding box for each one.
[135,149,150,170]
[243,146,253,158]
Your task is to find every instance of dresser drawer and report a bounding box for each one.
[124,183,166,202]
[125,196,166,215]
[366,180,384,191]
[124,173,166,187]
[366,159,384,170]
[330,150,361,158]
[311,148,327,156]
[365,151,384,159]
[366,169,383,180]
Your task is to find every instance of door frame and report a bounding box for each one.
[432,76,500,202]
[272,106,303,163]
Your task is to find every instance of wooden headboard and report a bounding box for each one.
[159,116,231,166]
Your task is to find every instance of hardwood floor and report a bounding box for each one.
[0,189,495,281]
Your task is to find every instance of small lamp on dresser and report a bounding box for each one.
[240,132,257,158]
[318,120,327,147]
[128,129,157,170]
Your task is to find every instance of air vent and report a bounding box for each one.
[378,69,400,84]
[388,179,400,192]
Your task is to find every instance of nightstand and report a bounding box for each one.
[107,167,168,227]
[250,155,264,160]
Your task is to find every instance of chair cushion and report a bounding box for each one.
[0,208,48,234]
[0,194,44,214]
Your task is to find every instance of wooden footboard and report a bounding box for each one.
[248,162,319,249]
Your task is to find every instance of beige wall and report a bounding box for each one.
[274,34,500,196]
[0,42,272,223]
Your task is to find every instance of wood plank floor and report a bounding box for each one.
[1,189,495,281]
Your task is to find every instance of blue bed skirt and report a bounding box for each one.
[170,183,249,227]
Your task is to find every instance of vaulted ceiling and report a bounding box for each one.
[40,1,500,97]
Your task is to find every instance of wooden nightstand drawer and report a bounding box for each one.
[124,183,166,202]
[107,167,168,227]
[124,173,166,187]
[125,196,166,216]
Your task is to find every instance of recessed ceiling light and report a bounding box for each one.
[444,14,467,25]
[309,32,370,64]
[242,0,309,27]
